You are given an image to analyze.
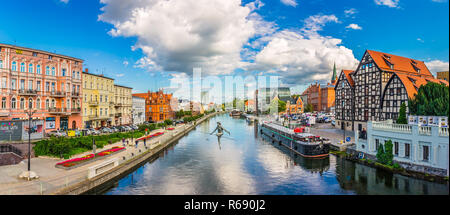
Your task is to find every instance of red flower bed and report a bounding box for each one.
[136,132,165,141]
[167,127,175,130]
[56,147,126,168]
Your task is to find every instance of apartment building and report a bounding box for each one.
[113,84,132,125]
[0,43,82,132]
[82,69,114,128]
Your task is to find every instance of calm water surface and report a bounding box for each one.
[104,114,449,195]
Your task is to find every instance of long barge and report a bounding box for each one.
[260,122,330,158]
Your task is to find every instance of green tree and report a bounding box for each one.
[396,102,407,124]
[409,82,449,117]
[304,103,314,113]
[376,143,385,164]
[384,140,394,166]
[269,99,286,113]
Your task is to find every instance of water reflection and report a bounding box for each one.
[104,114,448,195]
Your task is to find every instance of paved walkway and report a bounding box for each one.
[310,123,355,144]
[0,124,187,195]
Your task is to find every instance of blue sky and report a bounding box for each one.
[0,0,448,97]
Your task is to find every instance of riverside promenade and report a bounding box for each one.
[0,112,222,195]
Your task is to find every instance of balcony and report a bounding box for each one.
[71,92,81,98]
[89,114,109,120]
[0,110,10,117]
[115,113,122,117]
[89,101,99,106]
[71,108,81,113]
[49,91,66,98]
[18,89,38,96]
[48,108,68,115]
[114,103,122,107]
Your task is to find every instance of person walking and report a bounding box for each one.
[135,140,138,148]
[122,138,126,147]
[143,138,146,147]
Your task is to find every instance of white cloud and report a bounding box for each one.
[417,38,424,43]
[425,60,449,76]
[346,23,362,30]
[246,0,264,11]
[123,60,129,66]
[251,14,358,85]
[431,0,447,2]
[374,0,400,8]
[60,0,69,3]
[344,8,357,17]
[280,0,298,7]
[99,0,260,76]
[116,73,125,77]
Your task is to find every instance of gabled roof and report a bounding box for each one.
[343,70,355,87]
[366,50,433,77]
[393,72,449,99]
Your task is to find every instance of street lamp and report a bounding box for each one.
[19,108,38,181]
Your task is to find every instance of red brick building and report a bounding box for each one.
[133,90,176,122]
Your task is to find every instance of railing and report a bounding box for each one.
[439,127,449,136]
[18,89,38,95]
[372,122,412,133]
[48,108,68,114]
[71,108,81,113]
[418,126,432,136]
[0,144,22,157]
[115,113,122,117]
[89,101,99,106]
[71,92,81,97]
[49,91,65,97]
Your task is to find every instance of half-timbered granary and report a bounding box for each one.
[335,50,448,131]
[334,70,355,131]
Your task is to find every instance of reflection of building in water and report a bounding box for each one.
[335,157,449,195]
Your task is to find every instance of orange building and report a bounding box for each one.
[133,90,176,122]
[0,43,83,132]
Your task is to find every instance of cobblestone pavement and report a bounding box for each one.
[310,123,355,144]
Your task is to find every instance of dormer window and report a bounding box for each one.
[48,55,52,60]
[383,54,391,60]
[390,64,394,69]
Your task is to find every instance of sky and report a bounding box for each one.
[0,0,448,99]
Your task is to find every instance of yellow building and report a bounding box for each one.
[113,84,133,125]
[437,71,449,82]
[82,69,115,128]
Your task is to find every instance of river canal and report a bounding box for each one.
[104,114,448,195]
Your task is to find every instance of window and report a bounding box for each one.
[11,98,16,109]
[375,139,380,150]
[394,142,399,155]
[20,79,25,90]
[72,71,75,78]
[11,79,16,89]
[100,108,103,116]
[36,98,41,109]
[46,66,50,75]
[32,52,37,57]
[48,55,52,60]
[28,64,33,73]
[100,95,103,102]
[37,81,41,91]
[20,63,25,72]
[0,60,2,68]
[1,97,6,109]
[45,99,49,109]
[61,83,65,92]
[36,65,41,74]
[423,145,429,161]
[51,67,55,76]
[12,61,17,71]
[51,99,55,108]
[62,68,66,76]
[45,82,50,92]
[1,77,6,89]
[51,82,55,92]
[28,80,33,90]
[405,143,410,158]
[20,98,25,109]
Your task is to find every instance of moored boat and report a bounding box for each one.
[260,122,330,158]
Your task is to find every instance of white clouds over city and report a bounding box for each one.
[99,0,358,85]
[346,23,362,30]
[425,60,449,76]
[280,0,298,7]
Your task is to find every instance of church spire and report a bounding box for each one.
[331,62,337,83]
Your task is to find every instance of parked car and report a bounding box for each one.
[48,130,67,137]
[91,129,101,135]
[100,127,111,133]
[110,127,119,133]
[331,120,336,126]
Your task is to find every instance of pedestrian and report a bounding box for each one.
[122,138,125,147]
[127,140,129,146]
[143,138,146,147]
[135,140,138,148]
